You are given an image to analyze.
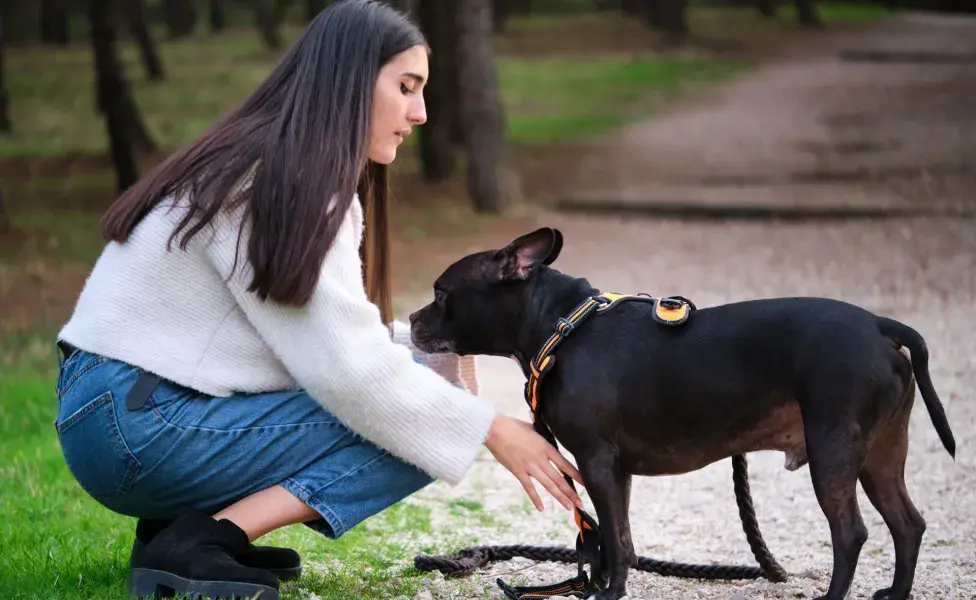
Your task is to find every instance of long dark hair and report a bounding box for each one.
[100,0,425,324]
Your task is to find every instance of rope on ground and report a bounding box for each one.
[413,454,790,583]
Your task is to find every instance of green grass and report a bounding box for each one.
[500,55,747,143]
[0,370,501,599]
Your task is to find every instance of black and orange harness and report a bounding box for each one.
[496,291,696,600]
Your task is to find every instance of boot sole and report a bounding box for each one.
[128,567,279,600]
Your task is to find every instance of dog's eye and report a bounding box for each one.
[435,290,447,306]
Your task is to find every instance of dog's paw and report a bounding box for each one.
[871,588,902,600]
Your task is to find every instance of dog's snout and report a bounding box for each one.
[408,310,419,325]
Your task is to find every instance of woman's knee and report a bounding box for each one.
[282,445,435,539]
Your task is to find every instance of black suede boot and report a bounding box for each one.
[132,516,302,581]
[128,509,280,600]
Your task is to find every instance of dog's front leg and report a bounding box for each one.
[577,447,635,600]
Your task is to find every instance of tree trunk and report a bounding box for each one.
[492,0,510,32]
[637,0,663,28]
[125,0,165,81]
[455,0,513,213]
[794,0,822,27]
[210,0,226,32]
[656,0,687,41]
[162,0,197,38]
[40,0,71,45]
[620,0,639,14]
[416,0,459,182]
[252,0,282,49]
[757,0,777,18]
[383,0,411,14]
[0,190,10,235]
[305,0,331,22]
[0,28,10,135]
[1,2,34,44]
[274,0,293,25]
[90,0,141,192]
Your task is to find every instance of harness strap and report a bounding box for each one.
[498,291,696,598]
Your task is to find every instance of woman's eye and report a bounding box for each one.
[400,82,411,94]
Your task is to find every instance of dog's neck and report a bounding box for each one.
[509,267,600,379]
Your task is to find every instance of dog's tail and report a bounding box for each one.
[876,316,956,459]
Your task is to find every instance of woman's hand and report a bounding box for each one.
[483,414,585,512]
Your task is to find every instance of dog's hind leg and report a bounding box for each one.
[803,390,871,600]
[576,446,634,600]
[858,391,926,600]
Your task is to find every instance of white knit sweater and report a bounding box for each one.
[58,193,496,485]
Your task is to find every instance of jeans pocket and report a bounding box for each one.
[56,391,141,502]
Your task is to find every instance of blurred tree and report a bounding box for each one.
[625,1,687,42]
[491,0,530,31]
[384,0,413,14]
[0,2,34,44]
[456,0,515,213]
[416,0,460,181]
[0,191,10,235]
[124,0,166,81]
[252,0,282,49]
[210,0,227,31]
[656,0,687,41]
[40,0,72,45]
[91,0,144,191]
[794,0,822,27]
[162,0,197,38]
[305,0,332,22]
[0,24,9,134]
[753,0,822,25]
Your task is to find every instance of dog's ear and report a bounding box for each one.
[543,229,563,265]
[495,228,563,281]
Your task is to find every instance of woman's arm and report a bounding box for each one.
[203,207,495,486]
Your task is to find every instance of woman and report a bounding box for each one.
[52,1,583,598]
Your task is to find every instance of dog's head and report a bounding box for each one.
[409,227,563,355]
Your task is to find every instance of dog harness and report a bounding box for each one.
[496,291,696,600]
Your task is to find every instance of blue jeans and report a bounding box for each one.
[53,343,434,539]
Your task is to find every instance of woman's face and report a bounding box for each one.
[368,45,429,164]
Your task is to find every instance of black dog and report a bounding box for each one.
[409,227,956,600]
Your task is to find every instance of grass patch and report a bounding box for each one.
[499,55,748,143]
[0,369,496,599]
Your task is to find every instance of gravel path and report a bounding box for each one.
[396,12,976,600]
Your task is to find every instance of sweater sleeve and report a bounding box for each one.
[202,206,497,485]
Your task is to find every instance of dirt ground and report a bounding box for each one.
[399,11,976,600]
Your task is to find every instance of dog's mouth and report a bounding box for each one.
[410,327,456,354]
[413,337,455,354]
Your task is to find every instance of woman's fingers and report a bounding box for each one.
[517,473,544,512]
[539,460,584,510]
[548,448,584,486]
[527,461,581,512]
